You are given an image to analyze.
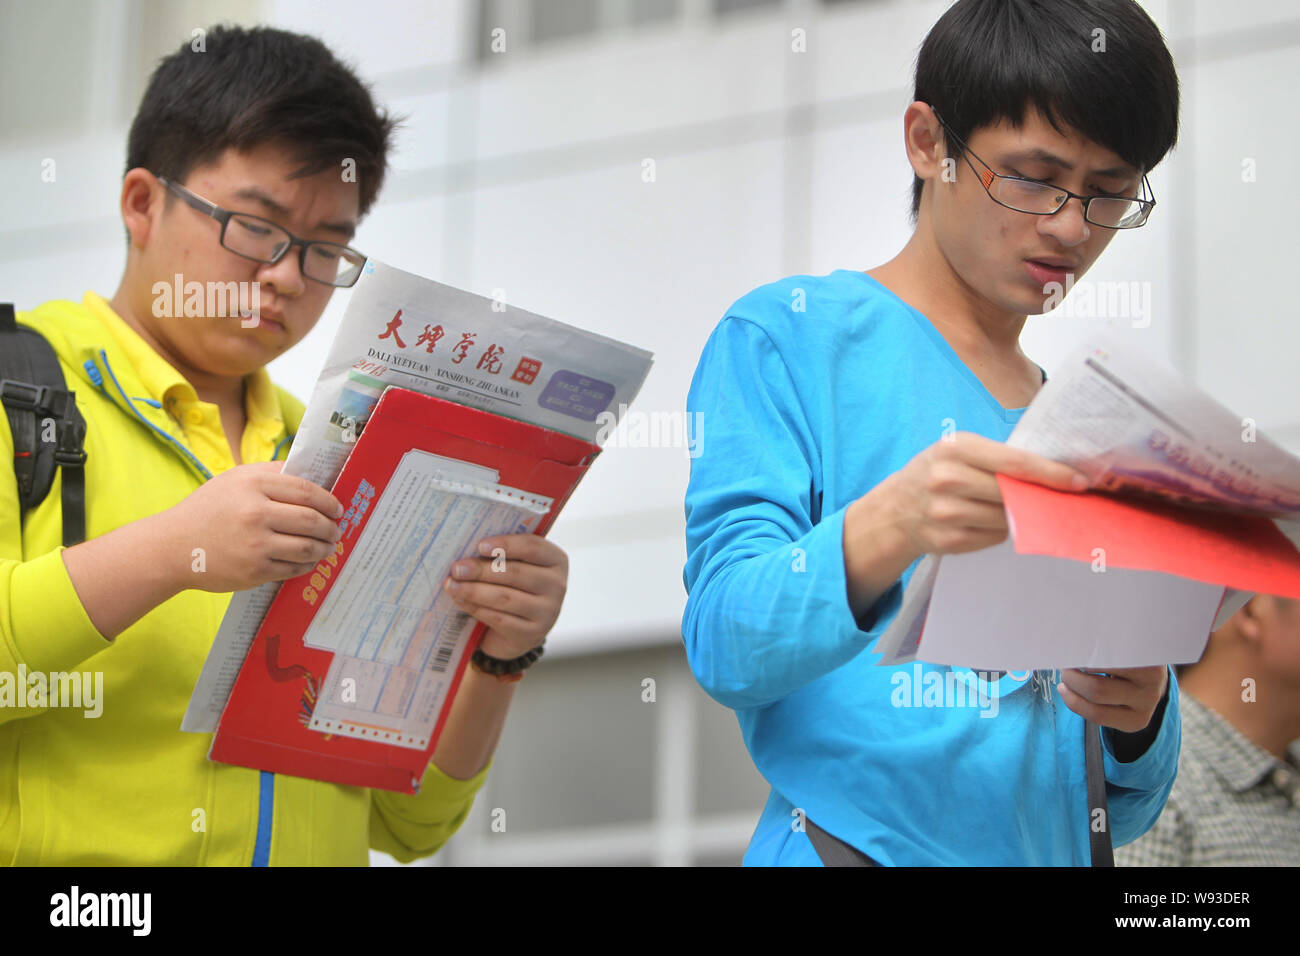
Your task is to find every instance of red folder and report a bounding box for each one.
[997,475,1300,598]
[209,387,601,793]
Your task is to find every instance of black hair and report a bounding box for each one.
[908,0,1180,223]
[126,23,398,221]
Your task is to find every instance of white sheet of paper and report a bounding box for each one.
[916,538,1222,670]
[871,554,938,666]
[1211,588,1254,632]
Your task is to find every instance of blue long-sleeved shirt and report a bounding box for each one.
[681,268,1180,865]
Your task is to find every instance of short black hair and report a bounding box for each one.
[126,24,397,221]
[908,0,1180,223]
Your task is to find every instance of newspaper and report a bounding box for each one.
[182,260,653,733]
[873,328,1300,667]
[1006,331,1300,518]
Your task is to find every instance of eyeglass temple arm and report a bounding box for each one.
[158,176,223,220]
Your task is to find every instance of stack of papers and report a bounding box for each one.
[180,261,653,791]
[874,330,1300,671]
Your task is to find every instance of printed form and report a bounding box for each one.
[304,450,552,749]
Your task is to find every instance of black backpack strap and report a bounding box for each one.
[0,303,88,546]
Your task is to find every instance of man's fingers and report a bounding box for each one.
[262,472,345,519]
[929,460,1009,506]
[268,532,340,568]
[1098,664,1168,686]
[949,433,1088,492]
[1058,669,1165,732]
[266,558,322,581]
[1059,669,1133,707]
[954,500,1010,531]
[448,554,561,596]
[267,501,343,544]
[474,533,567,569]
[928,525,1008,556]
[445,582,550,631]
[925,493,1008,531]
[995,448,1088,491]
[1057,682,1123,727]
[1057,684,1151,733]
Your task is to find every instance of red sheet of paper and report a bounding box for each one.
[996,474,1300,599]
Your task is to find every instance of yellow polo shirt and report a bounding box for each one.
[96,292,290,470]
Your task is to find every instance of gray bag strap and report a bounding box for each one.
[806,818,877,866]
[1084,718,1114,866]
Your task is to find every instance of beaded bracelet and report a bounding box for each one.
[471,644,544,682]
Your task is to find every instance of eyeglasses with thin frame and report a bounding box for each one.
[155,175,368,287]
[929,109,1156,229]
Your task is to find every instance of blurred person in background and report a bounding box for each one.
[1118,594,1300,866]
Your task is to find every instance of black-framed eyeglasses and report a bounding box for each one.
[930,109,1156,229]
[156,175,368,287]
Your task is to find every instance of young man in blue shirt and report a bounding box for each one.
[682,0,1182,865]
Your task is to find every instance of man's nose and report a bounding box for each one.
[1040,196,1092,246]
[258,244,308,297]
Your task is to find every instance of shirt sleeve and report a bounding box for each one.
[681,315,902,711]
[0,415,111,726]
[369,758,492,863]
[1113,788,1193,866]
[1102,666,1183,849]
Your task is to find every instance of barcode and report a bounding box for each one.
[431,639,457,674]
[430,612,471,674]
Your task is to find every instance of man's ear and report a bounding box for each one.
[1235,594,1267,645]
[120,168,163,250]
[901,101,949,191]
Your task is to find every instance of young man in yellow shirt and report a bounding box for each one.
[0,25,567,865]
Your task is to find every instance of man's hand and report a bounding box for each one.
[1057,665,1169,733]
[165,461,344,593]
[843,432,1089,620]
[442,533,568,660]
[885,431,1090,558]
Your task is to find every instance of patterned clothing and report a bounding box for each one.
[1117,693,1300,866]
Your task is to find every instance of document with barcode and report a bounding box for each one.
[302,449,552,749]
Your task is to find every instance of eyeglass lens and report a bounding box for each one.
[994,178,1147,228]
[223,214,365,285]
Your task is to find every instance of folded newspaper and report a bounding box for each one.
[182,260,653,733]
[874,328,1300,670]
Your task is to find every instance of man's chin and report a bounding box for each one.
[192,336,288,377]
[1018,282,1067,317]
